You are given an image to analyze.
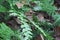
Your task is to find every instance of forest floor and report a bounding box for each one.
[1,0,60,40]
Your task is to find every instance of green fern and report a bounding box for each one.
[18,13,33,40]
[0,23,14,40]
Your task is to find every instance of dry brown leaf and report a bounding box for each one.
[37,13,45,22]
[54,27,60,36]
[30,1,36,7]
[25,8,34,16]
[6,16,21,30]
[36,34,44,40]
[22,0,26,4]
[16,2,24,8]
[54,27,60,40]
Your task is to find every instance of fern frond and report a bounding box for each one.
[0,23,14,40]
[17,13,33,40]
[53,14,60,26]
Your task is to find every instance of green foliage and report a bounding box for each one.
[32,0,56,16]
[17,13,33,40]
[53,14,60,26]
[0,5,7,12]
[0,0,60,40]
[20,23,32,40]
[1,1,11,11]
[0,0,5,4]
[0,23,14,40]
